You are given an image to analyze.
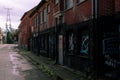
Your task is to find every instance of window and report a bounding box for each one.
[44,8,47,22]
[54,0,59,4]
[80,31,89,55]
[34,17,36,27]
[47,5,50,13]
[77,0,85,3]
[40,12,43,24]
[36,15,39,27]
[65,0,73,9]
[39,13,41,24]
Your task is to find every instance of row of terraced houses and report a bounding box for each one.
[18,0,120,79]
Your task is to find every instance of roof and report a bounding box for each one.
[20,6,37,20]
[29,0,46,17]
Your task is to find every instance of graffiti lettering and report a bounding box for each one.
[105,55,117,68]
[103,32,119,68]
[103,38,118,54]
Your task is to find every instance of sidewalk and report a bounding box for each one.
[18,48,88,80]
[0,44,7,49]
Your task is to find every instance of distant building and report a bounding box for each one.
[0,34,2,44]
[0,27,3,44]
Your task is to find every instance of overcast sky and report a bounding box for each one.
[0,0,41,31]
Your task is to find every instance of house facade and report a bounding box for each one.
[18,7,36,49]
[19,13,28,48]
[19,0,120,79]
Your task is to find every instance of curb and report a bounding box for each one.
[18,49,88,80]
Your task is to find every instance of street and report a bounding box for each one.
[0,44,52,80]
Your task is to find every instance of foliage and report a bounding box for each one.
[5,29,18,44]
[7,31,14,44]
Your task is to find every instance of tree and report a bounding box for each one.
[7,31,14,44]
[6,29,18,44]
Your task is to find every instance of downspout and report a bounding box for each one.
[91,0,95,19]
[91,0,99,79]
[95,0,98,18]
[91,0,96,77]
[92,0,98,19]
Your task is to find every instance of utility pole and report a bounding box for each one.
[5,8,12,31]
[5,8,12,43]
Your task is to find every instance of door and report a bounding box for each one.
[58,35,63,65]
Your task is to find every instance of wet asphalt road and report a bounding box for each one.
[0,44,52,80]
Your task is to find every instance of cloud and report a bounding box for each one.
[0,0,41,30]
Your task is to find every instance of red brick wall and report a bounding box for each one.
[64,0,92,25]
[47,1,53,28]
[99,0,114,16]
[20,12,32,48]
[64,9,74,25]
[115,0,120,12]
[27,19,30,37]
[47,12,54,28]
[18,25,22,46]
[53,4,59,13]
[31,13,37,33]
[21,18,28,47]
[38,2,49,31]
[76,0,92,23]
[28,17,32,37]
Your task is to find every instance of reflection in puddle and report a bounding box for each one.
[9,52,21,76]
[9,52,33,76]
[12,66,19,75]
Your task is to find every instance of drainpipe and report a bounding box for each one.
[91,0,95,19]
[91,0,96,79]
[91,0,99,79]
[91,0,99,19]
[95,0,98,18]
[92,0,98,19]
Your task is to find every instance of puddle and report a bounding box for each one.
[12,66,20,75]
[9,53,20,76]
[9,52,34,76]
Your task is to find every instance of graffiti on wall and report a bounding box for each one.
[102,32,119,78]
[80,32,89,54]
[69,33,74,51]
[103,35,118,67]
[103,38,118,55]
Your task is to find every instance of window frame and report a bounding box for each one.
[43,8,47,23]
[54,0,59,4]
[36,15,39,28]
[47,4,50,13]
[77,0,86,3]
[40,11,43,24]
[65,0,73,9]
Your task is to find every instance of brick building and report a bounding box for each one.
[18,7,36,49]
[19,0,120,79]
